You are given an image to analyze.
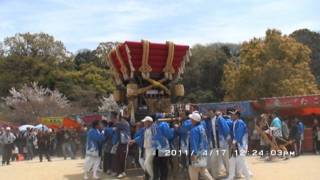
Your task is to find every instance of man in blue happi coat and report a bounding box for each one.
[204,109,232,178]
[130,116,155,180]
[152,113,175,180]
[188,112,213,180]
[225,110,251,180]
[84,120,105,180]
[130,114,174,180]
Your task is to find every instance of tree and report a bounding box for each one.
[223,29,319,101]
[0,55,57,97]
[52,62,115,112]
[290,29,320,83]
[74,49,99,68]
[3,82,71,124]
[182,43,239,103]
[95,42,118,60]
[0,34,116,112]
[0,42,4,57]
[3,32,71,62]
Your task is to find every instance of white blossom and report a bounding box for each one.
[3,82,71,123]
[98,95,119,112]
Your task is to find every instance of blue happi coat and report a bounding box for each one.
[224,116,233,131]
[189,122,209,155]
[153,121,174,154]
[232,119,248,147]
[103,127,114,139]
[134,127,145,148]
[86,128,105,154]
[176,119,192,152]
[203,116,231,149]
[134,121,174,155]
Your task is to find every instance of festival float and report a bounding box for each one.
[107,40,191,122]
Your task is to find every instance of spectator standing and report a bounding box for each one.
[297,119,304,154]
[11,145,19,161]
[56,128,64,156]
[316,126,320,154]
[0,127,16,165]
[312,119,319,154]
[62,129,75,160]
[0,128,4,156]
[14,131,24,157]
[270,112,282,138]
[80,127,87,159]
[282,119,290,140]
[289,119,300,156]
[48,129,57,156]
[37,131,51,162]
[25,129,35,160]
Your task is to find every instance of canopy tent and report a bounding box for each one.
[252,94,320,116]
[34,124,49,131]
[252,95,320,152]
[81,114,107,125]
[18,125,34,131]
[197,101,256,117]
[39,117,81,129]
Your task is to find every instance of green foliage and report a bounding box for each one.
[290,29,320,83]
[224,29,319,101]
[182,43,240,103]
[1,29,320,116]
[53,62,115,111]
[3,32,70,62]
[0,33,116,113]
[0,55,57,96]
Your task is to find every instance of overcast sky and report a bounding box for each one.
[0,0,319,52]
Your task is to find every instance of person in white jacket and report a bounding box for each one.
[0,127,16,165]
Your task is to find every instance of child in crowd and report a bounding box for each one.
[11,145,19,161]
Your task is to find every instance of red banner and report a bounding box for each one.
[264,95,320,109]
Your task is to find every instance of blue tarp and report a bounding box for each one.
[197,101,255,117]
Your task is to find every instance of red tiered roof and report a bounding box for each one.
[108,41,190,79]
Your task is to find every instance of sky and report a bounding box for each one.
[0,0,319,52]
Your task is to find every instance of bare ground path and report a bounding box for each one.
[0,155,319,180]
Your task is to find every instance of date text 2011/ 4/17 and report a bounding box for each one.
[164,150,228,157]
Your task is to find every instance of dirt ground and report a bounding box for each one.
[0,155,319,180]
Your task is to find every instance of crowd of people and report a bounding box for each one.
[0,126,87,165]
[82,109,320,180]
[250,112,306,158]
[250,113,320,158]
[2,109,319,180]
[83,110,253,180]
